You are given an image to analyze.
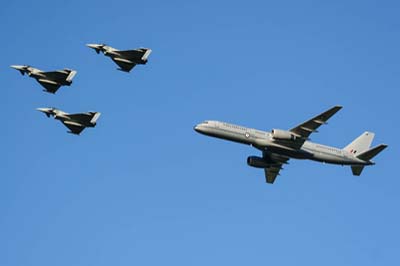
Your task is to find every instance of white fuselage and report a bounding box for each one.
[194,120,370,166]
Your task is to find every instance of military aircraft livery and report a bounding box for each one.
[194,106,387,184]
[87,43,152,72]
[11,65,77,94]
[37,107,101,135]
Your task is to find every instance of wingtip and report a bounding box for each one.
[117,68,131,73]
[67,131,80,135]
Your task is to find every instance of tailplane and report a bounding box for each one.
[356,144,388,162]
[344,131,375,155]
[350,144,388,176]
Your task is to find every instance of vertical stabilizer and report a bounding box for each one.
[66,70,77,82]
[90,112,101,124]
[142,49,152,61]
[344,132,374,155]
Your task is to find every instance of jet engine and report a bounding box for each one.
[247,156,271,168]
[271,129,296,140]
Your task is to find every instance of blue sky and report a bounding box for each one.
[1,0,399,265]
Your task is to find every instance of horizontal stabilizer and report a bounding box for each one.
[356,144,388,162]
[350,144,387,176]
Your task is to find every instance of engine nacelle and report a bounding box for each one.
[247,156,271,169]
[271,129,296,140]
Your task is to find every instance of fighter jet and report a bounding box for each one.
[87,43,151,72]
[10,65,77,94]
[37,107,101,135]
[194,106,387,184]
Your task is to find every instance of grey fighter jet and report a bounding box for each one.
[194,106,387,184]
[87,43,152,72]
[37,107,101,135]
[11,65,77,94]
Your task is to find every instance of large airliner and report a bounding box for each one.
[194,106,387,184]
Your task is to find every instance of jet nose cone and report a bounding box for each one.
[36,107,52,113]
[194,124,202,133]
[87,44,104,54]
[36,107,54,118]
[10,65,25,70]
[86,43,103,49]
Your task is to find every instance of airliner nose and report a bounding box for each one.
[194,125,200,132]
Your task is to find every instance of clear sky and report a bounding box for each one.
[1,0,399,265]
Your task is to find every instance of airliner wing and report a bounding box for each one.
[290,105,342,142]
[264,165,283,184]
[263,152,289,184]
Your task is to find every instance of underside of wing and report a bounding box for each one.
[116,49,146,60]
[62,121,85,135]
[37,79,60,93]
[111,58,136,72]
[67,113,95,124]
[290,105,342,143]
[263,152,290,184]
[42,71,68,81]
[264,165,282,184]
